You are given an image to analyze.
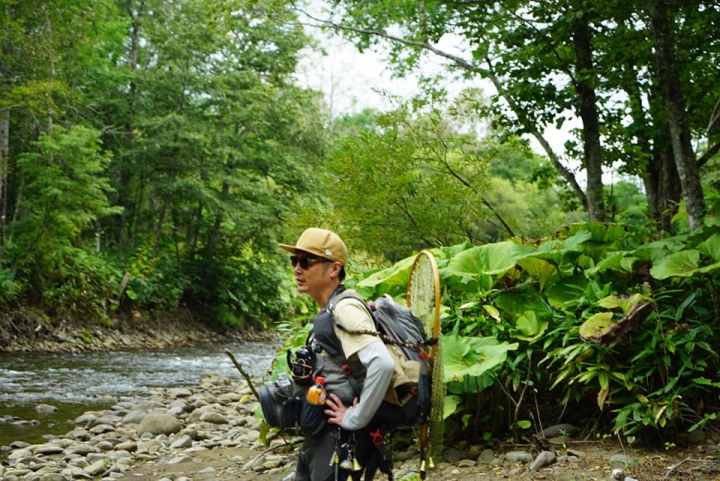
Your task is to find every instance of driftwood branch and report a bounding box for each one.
[665,458,720,478]
[224,348,261,402]
[243,437,303,472]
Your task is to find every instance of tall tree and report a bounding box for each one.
[89,0,324,254]
[643,0,706,230]
[311,0,720,230]
[0,0,113,250]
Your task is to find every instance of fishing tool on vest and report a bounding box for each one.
[287,344,315,386]
[339,432,362,472]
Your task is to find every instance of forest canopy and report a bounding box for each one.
[1,0,718,324]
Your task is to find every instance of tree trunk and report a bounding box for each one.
[573,14,605,222]
[115,0,144,251]
[618,37,680,234]
[643,134,682,234]
[645,0,705,230]
[152,193,169,255]
[205,182,229,259]
[0,108,8,252]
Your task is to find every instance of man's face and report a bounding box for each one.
[291,253,336,298]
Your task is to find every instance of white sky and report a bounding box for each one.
[295,34,447,116]
[295,27,576,155]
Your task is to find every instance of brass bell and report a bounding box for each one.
[427,456,435,469]
[340,458,353,470]
[352,457,362,471]
[419,459,427,473]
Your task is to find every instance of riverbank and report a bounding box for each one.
[3,372,720,481]
[0,307,276,353]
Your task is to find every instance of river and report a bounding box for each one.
[0,340,281,449]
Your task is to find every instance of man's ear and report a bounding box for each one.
[331,262,343,279]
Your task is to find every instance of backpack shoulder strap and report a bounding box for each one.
[327,291,378,334]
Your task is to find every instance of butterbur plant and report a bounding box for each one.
[273,221,720,443]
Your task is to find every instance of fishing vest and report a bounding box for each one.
[310,289,367,403]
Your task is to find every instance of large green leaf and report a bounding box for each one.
[526,231,591,269]
[585,253,639,275]
[444,242,535,278]
[517,256,558,291]
[579,312,614,340]
[510,310,549,340]
[444,395,460,420]
[566,222,626,243]
[544,275,588,308]
[494,291,547,316]
[650,250,700,279]
[443,334,518,382]
[697,234,720,262]
[356,254,415,291]
[634,238,687,262]
[557,230,594,251]
[436,242,474,260]
[597,294,646,316]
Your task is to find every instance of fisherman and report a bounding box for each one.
[279,228,395,481]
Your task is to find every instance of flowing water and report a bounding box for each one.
[0,340,280,449]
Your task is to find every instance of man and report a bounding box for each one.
[279,227,395,481]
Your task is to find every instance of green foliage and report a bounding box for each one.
[34,246,123,320]
[181,241,293,327]
[0,268,22,308]
[443,334,518,383]
[11,125,119,249]
[121,243,187,312]
[341,220,720,444]
[310,91,578,260]
[0,0,325,325]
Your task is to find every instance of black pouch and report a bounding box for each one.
[259,373,303,432]
[299,398,327,436]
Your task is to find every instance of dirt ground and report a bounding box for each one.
[120,440,720,481]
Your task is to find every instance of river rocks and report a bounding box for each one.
[529,450,556,470]
[3,373,720,481]
[540,423,579,438]
[167,387,193,398]
[119,410,147,425]
[2,415,40,427]
[136,413,182,435]
[34,404,58,413]
[505,450,534,463]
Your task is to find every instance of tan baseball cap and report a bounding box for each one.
[279,228,347,265]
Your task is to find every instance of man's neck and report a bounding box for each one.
[315,283,343,310]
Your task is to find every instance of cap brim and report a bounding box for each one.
[278,243,297,255]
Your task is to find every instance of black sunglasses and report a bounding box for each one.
[290,255,333,270]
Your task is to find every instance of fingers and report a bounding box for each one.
[324,393,347,426]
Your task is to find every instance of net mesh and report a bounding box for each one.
[408,252,444,459]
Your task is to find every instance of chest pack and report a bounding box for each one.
[312,290,434,430]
